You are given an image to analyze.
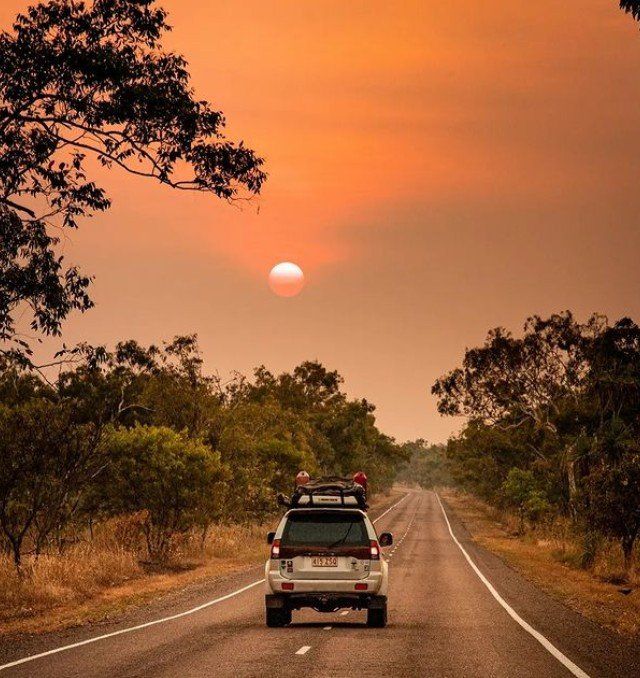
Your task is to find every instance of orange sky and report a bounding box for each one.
[4,0,640,441]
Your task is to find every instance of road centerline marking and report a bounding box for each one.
[435,492,590,678]
[371,493,409,525]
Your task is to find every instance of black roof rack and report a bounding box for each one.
[279,476,368,511]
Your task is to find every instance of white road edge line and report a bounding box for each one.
[435,492,590,678]
[0,579,264,672]
[0,493,411,672]
[296,646,311,655]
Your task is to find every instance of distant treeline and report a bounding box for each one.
[423,312,640,572]
[0,337,407,567]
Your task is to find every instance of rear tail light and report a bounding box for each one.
[355,583,368,591]
[271,538,281,559]
[281,582,294,591]
[370,540,380,560]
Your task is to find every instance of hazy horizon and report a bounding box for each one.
[3,0,640,443]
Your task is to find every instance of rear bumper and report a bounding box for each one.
[266,571,384,595]
[266,593,386,612]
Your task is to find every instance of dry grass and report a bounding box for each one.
[441,488,640,637]
[0,546,141,619]
[0,516,268,637]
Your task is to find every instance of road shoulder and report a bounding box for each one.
[440,489,640,637]
[439,490,640,678]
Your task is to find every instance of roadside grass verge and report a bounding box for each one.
[440,488,640,637]
[0,488,402,638]
[0,519,268,637]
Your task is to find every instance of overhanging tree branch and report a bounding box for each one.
[0,0,266,366]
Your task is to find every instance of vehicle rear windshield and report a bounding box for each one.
[281,512,369,547]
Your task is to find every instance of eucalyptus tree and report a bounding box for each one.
[0,399,101,568]
[432,312,607,504]
[581,318,640,571]
[0,0,265,365]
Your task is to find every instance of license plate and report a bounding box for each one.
[311,556,338,567]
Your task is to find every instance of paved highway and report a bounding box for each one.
[1,491,639,677]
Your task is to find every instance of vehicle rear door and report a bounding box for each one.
[279,510,371,580]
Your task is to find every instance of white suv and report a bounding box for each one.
[264,506,393,627]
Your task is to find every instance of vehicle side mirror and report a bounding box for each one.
[267,531,276,545]
[379,532,393,547]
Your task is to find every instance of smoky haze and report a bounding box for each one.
[3,0,640,442]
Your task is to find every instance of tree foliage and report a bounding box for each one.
[0,399,101,566]
[0,337,406,566]
[0,0,265,364]
[96,425,227,561]
[395,440,450,489]
[432,312,603,438]
[434,313,640,570]
[621,1,640,22]
[582,420,640,568]
[501,468,550,532]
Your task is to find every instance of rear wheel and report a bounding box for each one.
[266,606,291,627]
[367,603,387,628]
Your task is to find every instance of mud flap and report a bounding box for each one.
[265,594,286,609]
[368,595,387,609]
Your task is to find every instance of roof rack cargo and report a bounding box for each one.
[280,475,369,511]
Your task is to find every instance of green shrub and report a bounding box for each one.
[97,425,227,561]
[501,468,551,532]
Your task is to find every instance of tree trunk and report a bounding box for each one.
[622,535,636,575]
[200,523,209,550]
[565,443,578,518]
[567,458,577,499]
[9,536,22,573]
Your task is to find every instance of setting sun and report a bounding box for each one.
[268,262,305,297]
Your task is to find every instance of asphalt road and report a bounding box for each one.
[1,490,639,677]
